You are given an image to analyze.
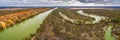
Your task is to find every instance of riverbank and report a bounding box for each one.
[0,8,56,40]
[75,9,120,40]
[27,8,114,40]
[112,23,120,40]
[0,8,51,30]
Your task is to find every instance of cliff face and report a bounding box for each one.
[0,8,51,30]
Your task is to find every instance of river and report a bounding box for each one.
[0,8,57,40]
[76,10,103,24]
[77,10,115,40]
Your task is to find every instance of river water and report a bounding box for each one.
[0,8,115,40]
[77,10,103,24]
[0,8,56,40]
[77,10,115,40]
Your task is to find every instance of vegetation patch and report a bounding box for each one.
[27,8,114,40]
[0,8,51,30]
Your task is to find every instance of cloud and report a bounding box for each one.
[0,0,119,6]
[45,0,119,6]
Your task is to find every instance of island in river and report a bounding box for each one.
[27,8,120,40]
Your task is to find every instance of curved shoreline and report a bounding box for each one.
[76,10,109,24]
[0,8,57,40]
[105,25,115,40]
[76,10,115,40]
[28,8,117,40]
[0,8,51,30]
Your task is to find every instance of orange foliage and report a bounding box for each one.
[0,8,51,29]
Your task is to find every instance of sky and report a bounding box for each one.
[0,0,120,6]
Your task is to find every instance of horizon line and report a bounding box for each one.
[0,6,120,8]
